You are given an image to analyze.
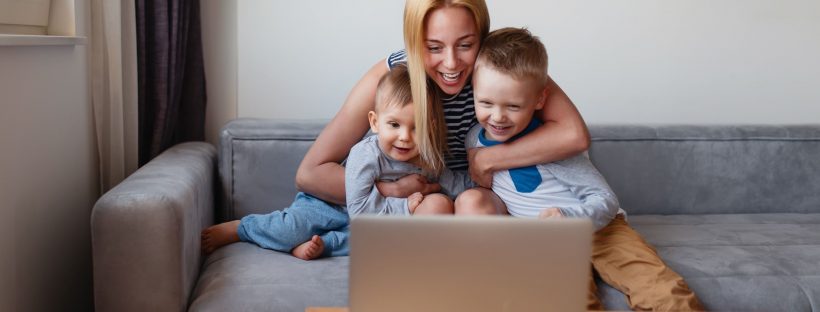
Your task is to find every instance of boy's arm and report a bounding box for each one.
[464,124,482,151]
[444,124,483,197]
[458,124,485,193]
[345,143,411,216]
[546,155,620,231]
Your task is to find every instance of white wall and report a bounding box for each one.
[201,0,237,145]
[0,0,96,310]
[230,0,820,124]
[237,0,404,119]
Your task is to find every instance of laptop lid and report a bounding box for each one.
[349,215,593,312]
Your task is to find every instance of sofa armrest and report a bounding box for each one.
[92,142,216,312]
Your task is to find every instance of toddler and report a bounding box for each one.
[202,65,469,260]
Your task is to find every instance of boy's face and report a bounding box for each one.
[472,65,545,142]
[368,103,419,163]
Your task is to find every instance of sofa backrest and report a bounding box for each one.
[218,119,326,221]
[589,125,820,215]
[219,119,820,220]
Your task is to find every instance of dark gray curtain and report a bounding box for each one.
[136,0,207,166]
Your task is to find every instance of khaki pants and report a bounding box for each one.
[587,215,704,311]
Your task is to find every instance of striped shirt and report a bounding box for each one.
[386,50,477,171]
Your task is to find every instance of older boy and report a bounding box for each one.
[465,27,704,311]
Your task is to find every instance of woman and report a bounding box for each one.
[295,0,590,215]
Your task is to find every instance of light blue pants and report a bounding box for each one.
[237,192,350,257]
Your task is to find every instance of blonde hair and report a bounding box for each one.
[403,0,490,175]
[477,27,549,87]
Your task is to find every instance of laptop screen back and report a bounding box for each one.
[349,216,592,312]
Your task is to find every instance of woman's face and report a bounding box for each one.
[423,6,480,96]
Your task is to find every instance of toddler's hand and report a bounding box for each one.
[538,207,564,219]
[407,192,424,214]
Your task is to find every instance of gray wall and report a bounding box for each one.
[207,0,820,125]
[0,0,96,311]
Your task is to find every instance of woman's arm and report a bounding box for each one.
[376,174,441,198]
[295,60,388,205]
[469,76,591,187]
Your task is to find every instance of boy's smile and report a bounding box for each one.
[472,65,545,142]
[486,123,514,138]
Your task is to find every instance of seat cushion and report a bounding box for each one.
[190,213,820,311]
[189,242,349,312]
[599,213,820,311]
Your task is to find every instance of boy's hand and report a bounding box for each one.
[468,149,494,188]
[377,174,437,197]
[538,207,564,219]
[407,192,424,214]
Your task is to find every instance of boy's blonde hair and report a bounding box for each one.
[403,0,490,175]
[375,65,441,173]
[477,27,549,88]
[375,65,414,112]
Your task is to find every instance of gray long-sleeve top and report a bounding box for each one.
[345,135,473,217]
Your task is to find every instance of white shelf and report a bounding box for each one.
[0,34,86,46]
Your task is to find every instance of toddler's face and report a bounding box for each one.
[472,66,545,142]
[368,103,420,163]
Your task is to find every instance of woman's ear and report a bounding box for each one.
[367,111,379,133]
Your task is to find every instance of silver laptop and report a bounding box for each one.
[349,215,593,312]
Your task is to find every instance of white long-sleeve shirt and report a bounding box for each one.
[466,123,623,231]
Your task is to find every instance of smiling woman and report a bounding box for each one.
[295,0,590,219]
[403,2,489,176]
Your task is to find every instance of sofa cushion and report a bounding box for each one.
[588,125,820,215]
[218,119,325,221]
[595,213,820,311]
[205,120,820,311]
[189,213,820,311]
[189,243,349,312]
[218,121,820,219]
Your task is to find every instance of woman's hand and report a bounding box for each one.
[468,148,493,188]
[377,174,441,198]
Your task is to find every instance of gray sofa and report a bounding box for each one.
[92,118,820,311]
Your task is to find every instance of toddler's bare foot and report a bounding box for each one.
[291,235,324,260]
[201,220,241,254]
